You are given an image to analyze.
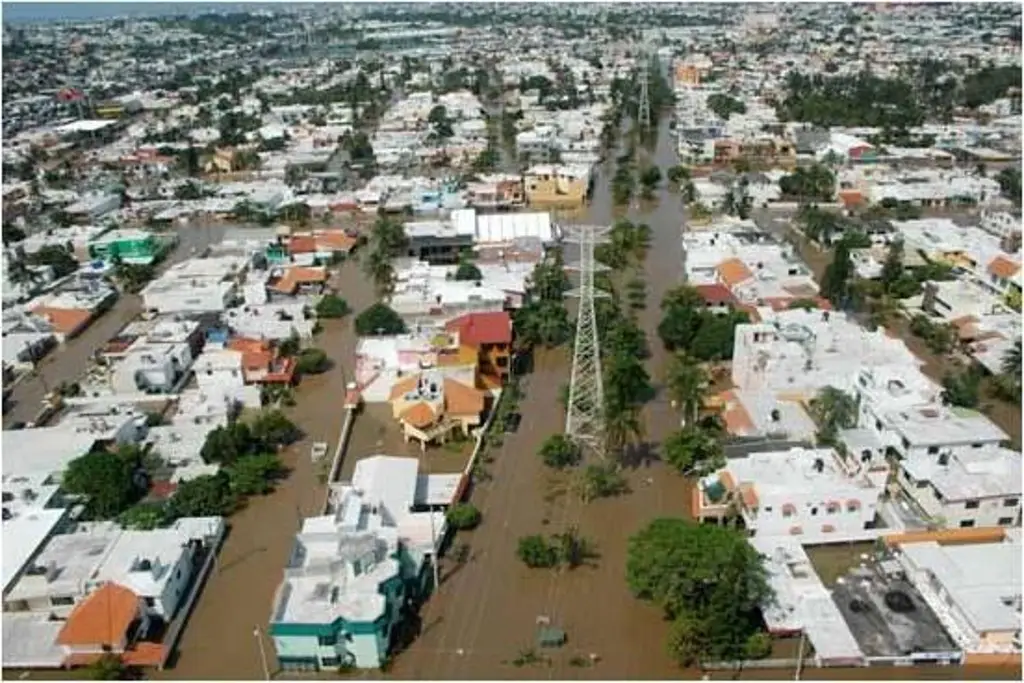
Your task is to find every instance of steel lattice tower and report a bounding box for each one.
[637,45,652,130]
[564,225,612,461]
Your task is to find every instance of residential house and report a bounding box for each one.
[87,229,163,265]
[895,446,1021,530]
[894,532,1022,660]
[388,370,486,450]
[269,456,452,671]
[444,311,513,382]
[522,164,592,209]
[695,447,883,544]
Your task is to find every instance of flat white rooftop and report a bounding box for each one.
[900,539,1022,633]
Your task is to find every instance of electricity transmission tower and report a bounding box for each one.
[637,43,652,130]
[564,225,612,461]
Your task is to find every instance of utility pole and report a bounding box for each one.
[563,224,611,461]
[253,625,271,680]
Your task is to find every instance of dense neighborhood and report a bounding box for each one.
[1,3,1022,681]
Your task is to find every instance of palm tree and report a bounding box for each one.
[363,249,395,297]
[1001,339,1021,379]
[605,403,643,460]
[808,387,859,444]
[666,352,710,427]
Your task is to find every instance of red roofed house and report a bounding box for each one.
[445,311,513,382]
[693,283,739,315]
[226,337,296,385]
[56,582,165,668]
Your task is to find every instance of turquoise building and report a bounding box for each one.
[268,457,445,672]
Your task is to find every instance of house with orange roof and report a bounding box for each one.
[986,254,1021,296]
[715,257,755,289]
[29,306,94,341]
[53,582,165,668]
[388,370,486,450]
[444,311,513,383]
[226,337,296,385]
[267,265,329,298]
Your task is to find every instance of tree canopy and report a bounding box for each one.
[658,286,749,361]
[62,446,147,520]
[354,303,407,336]
[627,518,772,667]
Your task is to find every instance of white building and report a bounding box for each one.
[896,532,1022,656]
[699,447,884,544]
[268,456,456,671]
[896,446,1021,530]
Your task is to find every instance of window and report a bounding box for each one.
[965,500,980,509]
[927,446,939,455]
[49,596,75,607]
[998,517,1016,526]
[959,520,975,528]
[317,634,338,647]
[916,480,929,489]
[1004,498,1019,507]
[175,569,181,580]
[320,657,340,668]
[810,507,818,516]
[901,437,911,451]
[144,597,155,607]
[763,506,773,513]
[496,356,509,368]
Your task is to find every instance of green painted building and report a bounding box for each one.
[88,229,162,265]
[268,469,441,672]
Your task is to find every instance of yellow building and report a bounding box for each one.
[388,371,485,451]
[523,164,592,209]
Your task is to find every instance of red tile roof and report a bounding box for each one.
[57,583,140,647]
[445,311,512,346]
[694,284,737,305]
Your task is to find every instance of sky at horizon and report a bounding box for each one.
[2,2,295,24]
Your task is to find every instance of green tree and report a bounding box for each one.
[62,447,145,520]
[663,426,725,477]
[2,222,26,245]
[666,353,710,427]
[166,472,235,518]
[941,368,982,409]
[226,453,284,496]
[627,518,772,667]
[578,462,629,502]
[250,409,301,448]
[706,93,747,120]
[454,262,483,281]
[821,239,854,307]
[117,502,168,530]
[315,294,350,319]
[354,303,407,336]
[1002,339,1021,382]
[446,502,482,530]
[996,167,1021,207]
[517,534,559,568]
[880,239,905,290]
[28,244,78,278]
[84,653,134,680]
[666,165,690,186]
[538,434,581,469]
[808,387,859,445]
[296,347,329,374]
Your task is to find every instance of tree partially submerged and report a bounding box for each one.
[627,518,773,667]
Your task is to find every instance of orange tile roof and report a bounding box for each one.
[740,483,759,509]
[401,402,437,428]
[315,231,357,253]
[227,337,274,369]
[287,235,317,254]
[723,402,755,435]
[988,255,1020,280]
[57,583,140,647]
[443,378,485,415]
[30,306,92,336]
[271,266,328,294]
[716,258,754,288]
[389,375,421,401]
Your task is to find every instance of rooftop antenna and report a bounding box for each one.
[563,224,612,461]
